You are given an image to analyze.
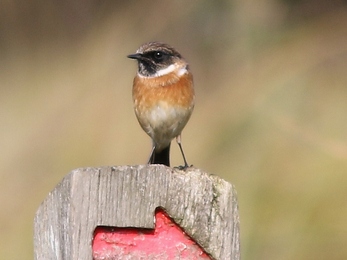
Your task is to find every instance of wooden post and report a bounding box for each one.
[34,165,240,260]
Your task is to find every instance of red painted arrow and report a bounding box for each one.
[93,208,212,259]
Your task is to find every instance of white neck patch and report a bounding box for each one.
[138,64,188,78]
[177,67,188,76]
[155,64,176,77]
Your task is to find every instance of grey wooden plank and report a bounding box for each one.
[34,165,240,260]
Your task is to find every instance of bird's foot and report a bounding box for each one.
[174,164,193,171]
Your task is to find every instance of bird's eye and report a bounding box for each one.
[153,51,164,60]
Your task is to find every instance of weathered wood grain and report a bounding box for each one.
[34,165,240,260]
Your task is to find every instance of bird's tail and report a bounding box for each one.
[151,144,171,167]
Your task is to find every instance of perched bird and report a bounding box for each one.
[127,42,195,168]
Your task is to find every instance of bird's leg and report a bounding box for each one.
[176,134,189,169]
[147,145,156,164]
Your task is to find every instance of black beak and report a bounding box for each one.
[127,53,142,60]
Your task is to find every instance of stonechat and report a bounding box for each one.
[127,42,195,168]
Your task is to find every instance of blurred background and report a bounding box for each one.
[1,0,347,259]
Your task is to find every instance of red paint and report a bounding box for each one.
[93,208,212,259]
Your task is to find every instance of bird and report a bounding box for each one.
[127,42,195,168]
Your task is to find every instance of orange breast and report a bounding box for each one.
[132,71,195,111]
